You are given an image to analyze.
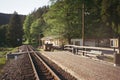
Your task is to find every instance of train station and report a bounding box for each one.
[0,0,120,80]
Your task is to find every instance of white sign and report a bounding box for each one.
[110,39,119,47]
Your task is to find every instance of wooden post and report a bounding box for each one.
[82,3,85,46]
[82,3,85,56]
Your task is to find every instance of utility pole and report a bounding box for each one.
[82,3,85,46]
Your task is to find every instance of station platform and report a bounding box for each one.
[41,50,120,80]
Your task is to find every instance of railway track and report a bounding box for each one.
[1,45,76,80]
[25,45,60,80]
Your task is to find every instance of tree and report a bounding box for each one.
[30,18,45,42]
[44,0,83,43]
[0,25,8,46]
[31,6,49,19]
[101,0,120,36]
[23,14,34,44]
[84,0,115,39]
[101,0,120,47]
[6,12,23,47]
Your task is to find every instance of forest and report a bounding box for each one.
[0,0,120,47]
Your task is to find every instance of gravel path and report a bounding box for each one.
[41,51,120,80]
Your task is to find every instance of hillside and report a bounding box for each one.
[0,13,25,26]
[0,13,11,25]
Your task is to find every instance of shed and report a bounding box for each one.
[41,36,61,46]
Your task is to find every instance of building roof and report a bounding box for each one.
[41,36,59,40]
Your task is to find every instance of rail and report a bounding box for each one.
[27,45,61,80]
[26,46,40,80]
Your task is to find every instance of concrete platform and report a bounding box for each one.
[40,50,120,80]
[6,52,24,60]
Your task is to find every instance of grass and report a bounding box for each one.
[0,52,7,74]
[23,40,29,44]
[97,55,114,62]
[0,58,6,65]
[0,47,18,74]
[104,56,114,62]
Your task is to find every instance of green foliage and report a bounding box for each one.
[44,0,83,42]
[23,6,49,45]
[6,12,23,47]
[31,6,49,19]
[23,14,34,43]
[23,0,119,45]
[0,48,9,67]
[0,25,8,46]
[44,1,64,36]
[0,58,6,65]
[101,0,120,36]
[101,0,120,47]
[0,47,17,74]
[30,18,45,41]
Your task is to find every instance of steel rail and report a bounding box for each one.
[29,45,61,80]
[26,46,40,80]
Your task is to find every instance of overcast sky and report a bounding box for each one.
[0,0,50,15]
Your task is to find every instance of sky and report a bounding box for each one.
[0,0,50,15]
